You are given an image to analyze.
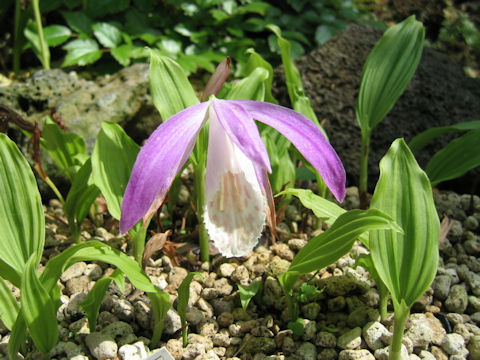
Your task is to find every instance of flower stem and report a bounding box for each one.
[32,0,50,69]
[129,221,148,265]
[390,303,409,360]
[194,164,209,263]
[193,125,210,263]
[377,279,389,321]
[359,132,370,209]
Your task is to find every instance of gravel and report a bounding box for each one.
[3,189,480,360]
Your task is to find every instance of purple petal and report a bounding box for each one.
[232,100,346,202]
[211,99,271,172]
[120,102,209,233]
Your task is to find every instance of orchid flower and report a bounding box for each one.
[120,98,346,257]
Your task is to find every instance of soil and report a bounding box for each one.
[2,187,480,360]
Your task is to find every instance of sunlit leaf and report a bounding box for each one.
[80,269,125,331]
[238,281,262,310]
[91,122,140,220]
[226,67,268,101]
[370,138,439,308]
[40,241,158,294]
[21,255,58,354]
[408,120,480,154]
[149,50,199,120]
[278,188,369,246]
[92,22,122,48]
[0,277,19,330]
[356,16,425,135]
[426,129,480,186]
[41,117,88,181]
[0,134,44,287]
[62,39,103,67]
[63,159,100,240]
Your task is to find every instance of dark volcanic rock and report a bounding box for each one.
[273,24,480,193]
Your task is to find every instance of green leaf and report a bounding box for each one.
[177,54,215,73]
[80,269,124,332]
[226,67,269,101]
[23,19,51,67]
[298,283,320,303]
[43,25,72,46]
[41,117,87,181]
[278,188,369,246]
[244,49,278,104]
[267,25,323,132]
[62,11,93,35]
[356,16,425,135]
[289,209,402,275]
[21,255,59,354]
[62,39,103,67]
[315,24,337,45]
[149,290,171,347]
[370,138,439,308]
[91,122,140,220]
[287,317,304,336]
[149,50,199,120]
[25,23,71,50]
[8,309,28,359]
[426,129,480,187]
[64,159,100,239]
[279,208,402,300]
[177,272,203,336]
[238,281,262,310]
[0,277,19,330]
[0,134,44,287]
[40,241,158,294]
[92,22,122,48]
[409,120,480,154]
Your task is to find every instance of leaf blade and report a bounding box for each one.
[426,129,480,186]
[0,134,44,286]
[370,138,439,307]
[91,122,140,220]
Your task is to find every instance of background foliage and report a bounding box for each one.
[0,0,376,74]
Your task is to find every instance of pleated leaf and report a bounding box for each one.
[91,122,140,219]
[177,271,203,346]
[64,159,100,239]
[21,255,59,354]
[8,310,28,360]
[225,67,268,101]
[41,117,88,181]
[356,16,424,134]
[409,120,480,154]
[177,272,203,328]
[80,268,125,331]
[8,241,161,358]
[0,277,19,330]
[244,49,278,104]
[426,129,480,187]
[279,188,369,246]
[268,24,321,129]
[370,138,439,308]
[0,134,44,287]
[279,209,402,296]
[40,241,158,294]
[149,50,199,121]
[149,290,171,347]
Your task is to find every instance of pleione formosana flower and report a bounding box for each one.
[120,98,346,257]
